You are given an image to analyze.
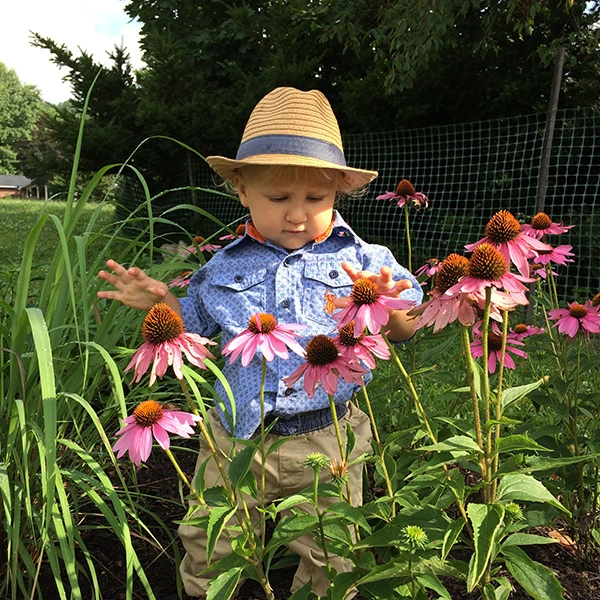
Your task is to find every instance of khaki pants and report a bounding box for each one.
[179,403,373,598]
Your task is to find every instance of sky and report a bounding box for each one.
[2,0,143,105]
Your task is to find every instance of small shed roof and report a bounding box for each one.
[0,175,33,188]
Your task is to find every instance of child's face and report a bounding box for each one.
[234,166,338,251]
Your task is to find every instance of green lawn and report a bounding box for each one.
[0,197,117,267]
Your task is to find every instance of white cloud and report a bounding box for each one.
[2,0,143,104]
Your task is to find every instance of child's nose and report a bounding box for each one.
[286,203,307,223]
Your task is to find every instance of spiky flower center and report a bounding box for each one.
[530,212,552,230]
[569,304,588,319]
[427,257,440,267]
[468,244,507,281]
[304,452,330,471]
[401,525,428,550]
[488,332,504,352]
[193,235,205,244]
[330,458,349,480]
[247,313,277,334]
[395,179,416,197]
[133,400,164,428]
[142,303,184,344]
[338,321,363,347]
[485,210,521,243]
[591,293,600,307]
[435,254,470,292]
[351,278,380,306]
[513,324,528,334]
[305,335,339,366]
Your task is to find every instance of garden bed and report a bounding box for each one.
[30,442,600,600]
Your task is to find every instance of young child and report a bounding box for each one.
[98,87,422,598]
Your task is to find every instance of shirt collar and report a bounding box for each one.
[227,210,359,250]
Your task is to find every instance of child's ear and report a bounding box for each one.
[233,172,249,207]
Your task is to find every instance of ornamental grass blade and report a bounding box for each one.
[502,546,565,600]
[466,503,505,592]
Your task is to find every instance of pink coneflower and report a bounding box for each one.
[465,210,551,277]
[534,245,575,267]
[530,262,556,279]
[376,179,429,209]
[112,400,201,465]
[586,293,600,310]
[548,302,600,338]
[410,253,520,333]
[333,321,390,369]
[470,322,527,374]
[446,244,533,306]
[126,303,216,386]
[183,235,222,255]
[221,313,306,366]
[332,277,415,336]
[282,335,367,398]
[219,223,247,241]
[414,258,441,279]
[511,323,545,341]
[169,270,193,288]
[521,212,574,239]
[410,254,477,332]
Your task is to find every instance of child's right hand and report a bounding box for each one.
[97,259,173,312]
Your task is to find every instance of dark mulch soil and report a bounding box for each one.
[29,443,600,600]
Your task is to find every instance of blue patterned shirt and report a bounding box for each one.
[180,211,422,439]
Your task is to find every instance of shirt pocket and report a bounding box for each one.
[210,268,268,327]
[302,260,353,327]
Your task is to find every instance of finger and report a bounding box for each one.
[97,290,121,301]
[341,262,360,280]
[379,266,393,283]
[394,279,413,293]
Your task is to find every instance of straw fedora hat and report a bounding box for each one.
[206,87,378,191]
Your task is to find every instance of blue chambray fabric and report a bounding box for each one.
[180,211,423,439]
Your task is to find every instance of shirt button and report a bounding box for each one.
[329,270,339,279]
[281,299,290,308]
[284,387,294,396]
[283,257,291,267]
[234,275,244,283]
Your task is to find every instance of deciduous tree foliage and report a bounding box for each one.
[23,0,600,192]
[0,63,44,174]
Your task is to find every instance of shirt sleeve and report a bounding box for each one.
[179,266,221,338]
[359,244,424,305]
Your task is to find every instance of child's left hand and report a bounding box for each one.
[333,262,413,308]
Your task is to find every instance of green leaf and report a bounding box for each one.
[494,435,550,456]
[466,504,505,592]
[206,506,237,564]
[206,566,243,600]
[502,533,557,547]
[288,581,317,600]
[228,445,257,489]
[442,518,465,561]
[416,573,451,599]
[495,474,569,514]
[501,379,546,409]
[419,435,483,454]
[276,494,311,513]
[503,546,565,600]
[265,514,318,552]
[326,502,371,534]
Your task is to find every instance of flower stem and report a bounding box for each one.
[259,356,267,545]
[383,334,472,534]
[164,447,206,507]
[491,311,509,500]
[404,203,412,273]
[328,395,352,504]
[460,325,487,482]
[361,386,395,516]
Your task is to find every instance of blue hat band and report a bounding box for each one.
[236,134,347,167]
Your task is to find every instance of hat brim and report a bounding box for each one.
[206,154,378,192]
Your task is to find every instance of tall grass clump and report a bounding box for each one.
[0,83,238,600]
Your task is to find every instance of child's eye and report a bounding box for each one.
[307,196,326,202]
[269,196,288,202]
